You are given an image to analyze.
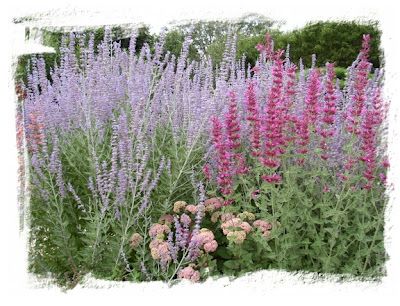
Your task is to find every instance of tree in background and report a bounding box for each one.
[205,20,381,69]
[277,21,382,68]
[164,13,279,59]
[163,30,200,61]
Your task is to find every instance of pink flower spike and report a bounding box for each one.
[261,173,282,184]
[379,173,387,184]
[323,185,330,193]
[223,199,234,206]
[202,164,212,181]
[383,158,390,168]
[211,116,233,196]
[251,189,260,200]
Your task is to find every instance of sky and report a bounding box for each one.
[8,0,390,56]
[8,0,387,33]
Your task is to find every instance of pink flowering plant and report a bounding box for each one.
[19,27,389,288]
[203,33,388,276]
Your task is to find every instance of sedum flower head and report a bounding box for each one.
[211,211,222,223]
[203,240,218,253]
[220,212,235,223]
[198,228,215,244]
[239,221,252,234]
[173,201,187,213]
[149,239,172,264]
[238,211,256,222]
[159,214,174,225]
[185,204,198,214]
[253,219,272,230]
[253,220,273,238]
[178,266,201,282]
[149,223,170,239]
[227,230,246,244]
[221,217,242,235]
[129,233,143,249]
[204,197,224,211]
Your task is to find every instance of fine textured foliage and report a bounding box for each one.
[18,27,388,288]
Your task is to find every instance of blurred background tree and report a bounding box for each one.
[161,17,381,69]
[275,21,381,68]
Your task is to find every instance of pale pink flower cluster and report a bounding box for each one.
[220,216,252,244]
[204,197,224,212]
[185,204,198,214]
[204,240,218,253]
[211,211,222,223]
[215,211,276,243]
[149,222,173,265]
[227,230,247,244]
[240,222,252,233]
[202,198,225,223]
[221,217,242,234]
[221,218,252,234]
[129,233,143,249]
[149,223,170,239]
[159,214,174,225]
[150,239,171,264]
[192,228,218,253]
[178,266,200,282]
[173,201,187,213]
[253,220,273,238]
[220,212,235,222]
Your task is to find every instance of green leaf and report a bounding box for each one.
[223,260,240,270]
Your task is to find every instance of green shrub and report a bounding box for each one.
[276,21,382,68]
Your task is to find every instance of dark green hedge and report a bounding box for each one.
[276,21,382,68]
[205,21,382,69]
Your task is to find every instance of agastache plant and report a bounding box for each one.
[202,32,388,279]
[205,33,387,197]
